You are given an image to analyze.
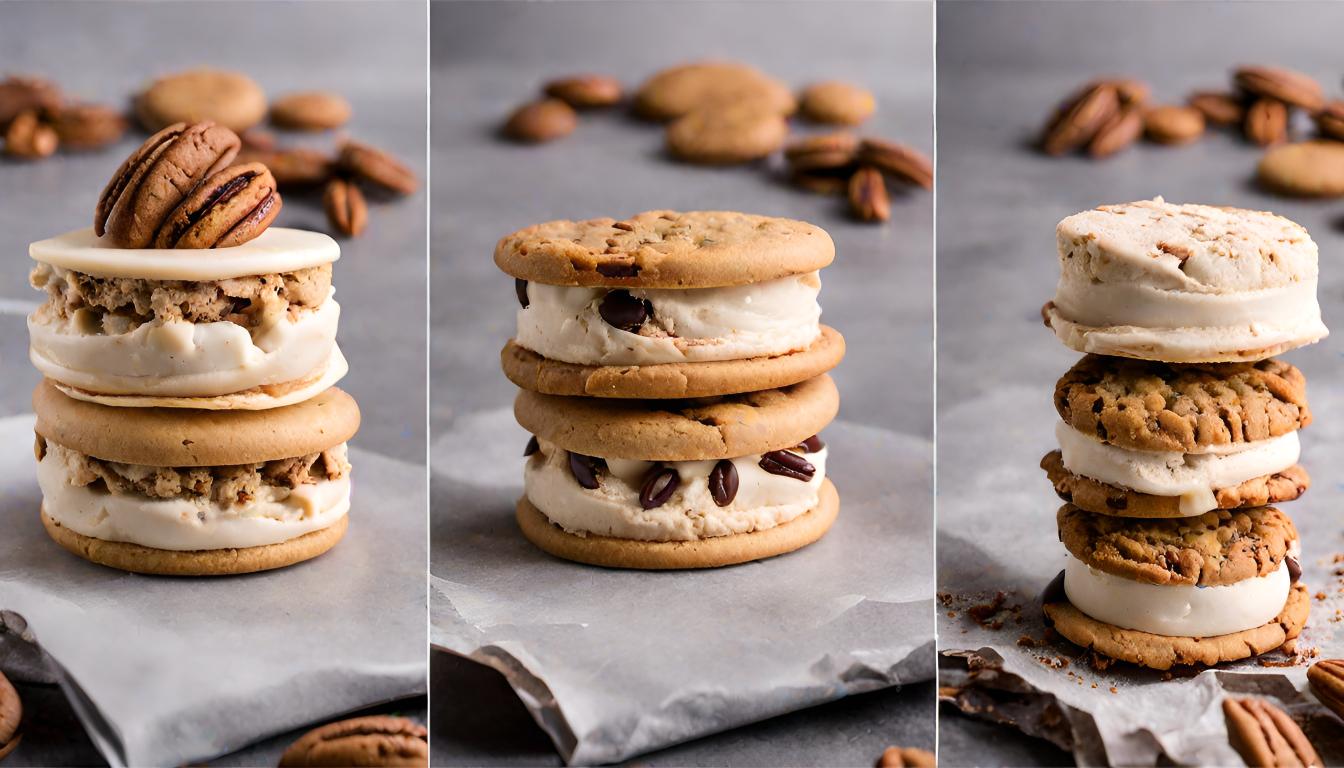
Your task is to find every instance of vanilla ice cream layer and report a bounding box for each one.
[1064,553,1290,637]
[37,447,351,551]
[524,439,826,541]
[30,226,339,280]
[28,288,340,397]
[1056,422,1300,516]
[515,273,822,365]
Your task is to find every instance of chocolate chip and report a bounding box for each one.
[1288,555,1301,584]
[568,452,605,489]
[639,465,680,509]
[596,262,639,278]
[598,290,650,333]
[708,459,738,507]
[515,278,529,308]
[524,436,539,457]
[758,450,816,481]
[1041,570,1066,605]
[798,435,824,453]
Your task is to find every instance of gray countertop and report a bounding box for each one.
[0,1,427,764]
[936,2,1344,764]
[430,0,934,763]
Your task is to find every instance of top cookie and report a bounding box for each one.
[1054,355,1310,453]
[34,381,360,466]
[1058,504,1296,587]
[494,210,834,288]
[633,62,796,122]
[514,374,838,461]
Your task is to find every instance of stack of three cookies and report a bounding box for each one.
[495,210,846,568]
[1038,199,1328,669]
[27,122,360,576]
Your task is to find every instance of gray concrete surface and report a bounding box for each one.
[430,0,934,764]
[936,2,1344,764]
[0,1,427,764]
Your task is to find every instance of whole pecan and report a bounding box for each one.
[279,716,427,767]
[1235,66,1324,112]
[1088,106,1143,158]
[1224,696,1322,767]
[339,140,418,195]
[848,166,890,222]
[1245,99,1289,146]
[0,669,20,760]
[153,162,282,248]
[1189,91,1246,127]
[4,110,57,158]
[1041,82,1120,156]
[1308,659,1344,720]
[544,74,623,109]
[785,132,859,173]
[236,146,333,188]
[324,178,368,237]
[1314,102,1344,142]
[0,75,61,130]
[857,137,933,189]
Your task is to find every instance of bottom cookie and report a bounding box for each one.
[1043,579,1309,671]
[41,508,348,576]
[516,478,839,569]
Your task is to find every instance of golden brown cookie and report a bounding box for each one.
[495,210,833,288]
[1044,582,1308,671]
[1057,504,1295,588]
[665,102,789,164]
[1041,450,1309,518]
[516,478,838,569]
[501,324,843,399]
[152,162,282,249]
[270,91,352,131]
[800,81,875,125]
[633,61,795,122]
[136,69,266,132]
[515,374,838,461]
[279,715,428,767]
[1258,141,1344,198]
[33,380,360,466]
[1054,355,1310,454]
[41,508,348,576]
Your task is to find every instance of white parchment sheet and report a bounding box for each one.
[430,408,935,765]
[939,384,1344,765]
[0,415,427,767]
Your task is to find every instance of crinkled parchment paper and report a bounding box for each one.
[430,408,935,765]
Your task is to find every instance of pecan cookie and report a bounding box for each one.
[135,68,267,132]
[152,162,282,249]
[1258,141,1344,198]
[1053,355,1310,453]
[1056,504,1295,588]
[665,101,789,164]
[799,81,876,125]
[633,61,796,121]
[270,91,351,131]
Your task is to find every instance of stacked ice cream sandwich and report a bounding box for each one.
[27,122,359,576]
[496,210,845,569]
[1039,198,1326,669]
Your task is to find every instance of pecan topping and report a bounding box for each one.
[153,162,282,249]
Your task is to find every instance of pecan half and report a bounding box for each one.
[0,75,61,130]
[1088,105,1143,158]
[324,178,368,237]
[1246,99,1289,146]
[543,74,623,109]
[1308,659,1344,720]
[849,166,890,222]
[785,132,859,173]
[1189,91,1246,126]
[1314,102,1344,142]
[154,162,282,248]
[877,746,936,767]
[4,110,57,159]
[49,104,127,150]
[502,98,577,143]
[0,669,20,761]
[1235,66,1324,112]
[1224,697,1322,767]
[236,146,333,188]
[1041,82,1120,156]
[338,140,418,195]
[857,137,933,189]
[279,716,428,767]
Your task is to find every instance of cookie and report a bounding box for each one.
[501,324,844,399]
[41,509,348,577]
[633,61,795,122]
[665,102,789,164]
[136,68,267,132]
[1047,198,1328,363]
[1056,504,1295,588]
[516,477,838,569]
[495,210,834,288]
[800,81,876,125]
[1042,450,1309,518]
[515,373,837,461]
[152,162,282,249]
[94,122,241,248]
[279,716,428,767]
[270,91,352,131]
[1053,355,1310,454]
[49,104,128,150]
[1044,581,1308,670]
[1258,141,1344,198]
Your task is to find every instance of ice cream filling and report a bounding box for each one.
[1053,275,1323,333]
[1063,553,1291,637]
[514,273,822,365]
[523,438,826,541]
[1056,422,1300,516]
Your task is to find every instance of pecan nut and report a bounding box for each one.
[857,137,933,189]
[785,132,859,173]
[0,75,61,130]
[237,147,333,188]
[324,178,368,237]
[1144,105,1206,145]
[1224,696,1322,767]
[4,110,58,159]
[1314,102,1344,142]
[49,104,127,151]
[1088,105,1143,158]
[543,74,623,109]
[1235,66,1324,112]
[502,98,577,143]
[0,669,21,761]
[279,715,428,767]
[877,746,936,767]
[848,166,890,222]
[153,162,282,249]
[339,140,418,195]
[1189,91,1246,127]
[1041,82,1120,156]
[1307,658,1344,719]
[1246,99,1289,147]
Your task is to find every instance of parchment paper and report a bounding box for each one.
[0,415,427,767]
[430,408,935,765]
[938,383,1344,765]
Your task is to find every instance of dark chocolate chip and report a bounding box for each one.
[598,289,650,333]
[1042,570,1066,605]
[568,452,605,489]
[709,459,739,507]
[639,465,680,509]
[596,261,639,278]
[1288,555,1301,584]
[798,435,824,453]
[516,278,529,308]
[524,435,539,457]
[758,450,816,481]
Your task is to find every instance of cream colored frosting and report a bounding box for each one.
[1056,422,1301,516]
[1064,553,1290,637]
[524,438,825,541]
[30,226,339,280]
[37,445,351,551]
[514,273,822,365]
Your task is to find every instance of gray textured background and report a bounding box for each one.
[0,1,427,763]
[431,0,934,763]
[937,2,1344,764]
